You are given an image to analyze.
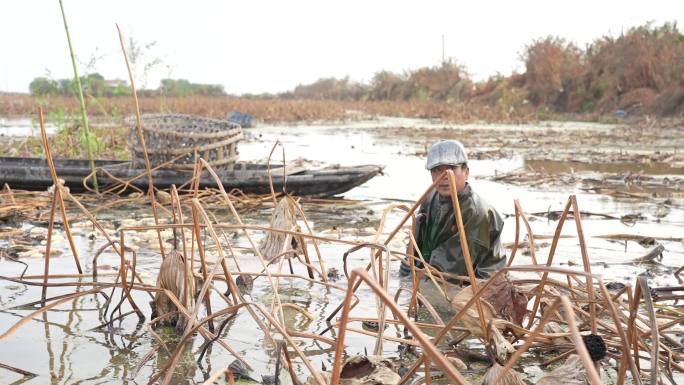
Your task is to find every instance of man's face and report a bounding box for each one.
[430,164,469,198]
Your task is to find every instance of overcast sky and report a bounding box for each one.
[1,1,681,95]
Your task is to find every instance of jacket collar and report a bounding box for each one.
[437,183,472,203]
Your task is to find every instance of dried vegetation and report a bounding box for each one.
[1,142,683,384]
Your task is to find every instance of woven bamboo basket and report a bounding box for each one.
[128,114,243,171]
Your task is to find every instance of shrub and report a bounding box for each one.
[521,36,585,110]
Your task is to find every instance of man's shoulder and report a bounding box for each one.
[469,189,503,222]
[467,189,505,246]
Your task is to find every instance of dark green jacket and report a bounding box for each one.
[415,184,505,278]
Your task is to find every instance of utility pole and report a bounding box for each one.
[441,34,445,64]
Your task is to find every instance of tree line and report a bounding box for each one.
[28,22,684,116]
[285,22,684,116]
[29,76,226,97]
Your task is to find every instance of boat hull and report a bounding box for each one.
[0,157,383,197]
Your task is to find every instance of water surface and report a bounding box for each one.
[1,118,682,384]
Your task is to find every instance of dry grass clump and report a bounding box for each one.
[0,94,537,124]
[0,94,343,122]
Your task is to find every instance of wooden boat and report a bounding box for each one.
[0,157,383,197]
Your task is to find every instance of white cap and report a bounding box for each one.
[425,140,468,170]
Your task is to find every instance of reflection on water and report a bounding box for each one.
[0,118,56,137]
[0,118,683,383]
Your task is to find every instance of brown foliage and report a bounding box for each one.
[521,36,585,110]
[480,273,528,327]
[370,70,405,100]
[517,22,684,115]
[652,84,684,116]
[617,87,658,114]
[401,61,473,102]
[586,22,684,113]
[450,274,526,363]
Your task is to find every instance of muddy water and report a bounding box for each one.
[526,159,684,176]
[1,118,683,384]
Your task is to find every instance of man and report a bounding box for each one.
[402,140,505,279]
